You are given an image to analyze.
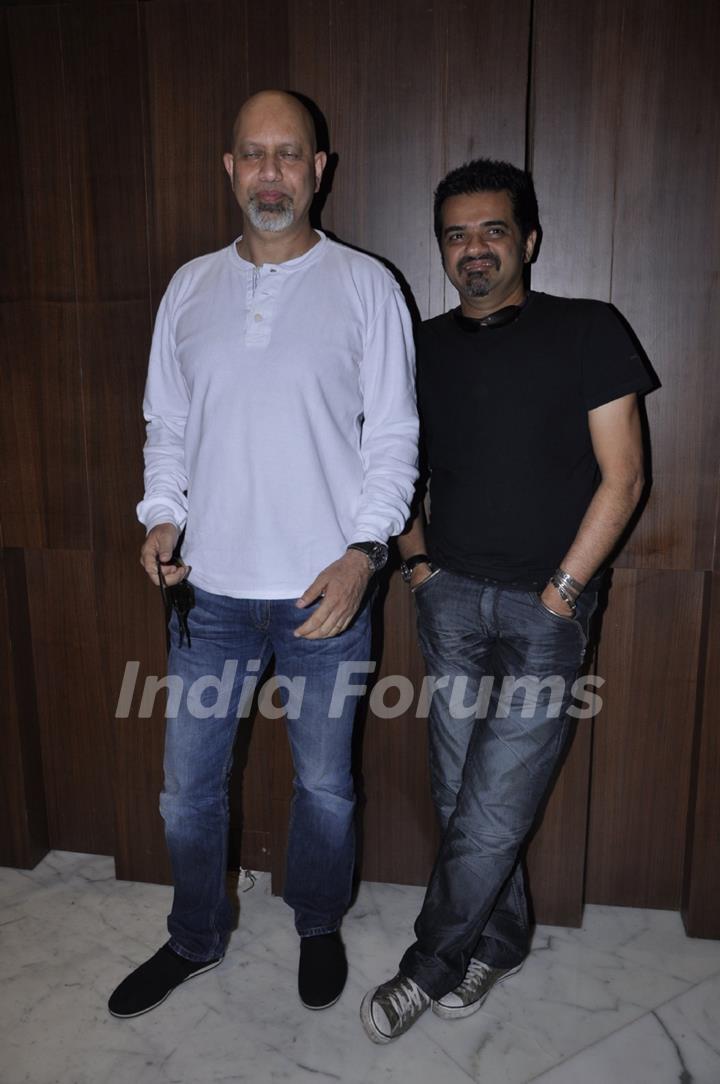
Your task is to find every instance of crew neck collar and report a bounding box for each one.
[452,290,535,332]
[229,230,327,272]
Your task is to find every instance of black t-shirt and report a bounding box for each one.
[417,291,652,587]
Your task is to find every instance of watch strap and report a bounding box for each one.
[346,541,388,573]
[400,553,433,582]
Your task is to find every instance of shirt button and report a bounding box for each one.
[254,313,263,322]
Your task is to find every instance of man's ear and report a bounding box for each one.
[524,229,538,263]
[222,152,234,182]
[314,151,328,193]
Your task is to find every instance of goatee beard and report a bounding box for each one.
[246,196,295,233]
[464,273,492,297]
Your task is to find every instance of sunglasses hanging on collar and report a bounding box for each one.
[453,294,530,332]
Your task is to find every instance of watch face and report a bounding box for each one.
[366,543,388,571]
[349,541,388,572]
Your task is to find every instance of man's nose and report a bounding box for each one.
[258,154,281,180]
[464,231,487,254]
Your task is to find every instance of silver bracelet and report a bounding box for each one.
[551,568,585,600]
[550,579,577,614]
[538,595,575,619]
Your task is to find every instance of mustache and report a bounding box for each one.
[458,252,500,272]
[250,193,293,207]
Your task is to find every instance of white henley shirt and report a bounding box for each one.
[136,232,419,599]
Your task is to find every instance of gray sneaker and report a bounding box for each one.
[360,972,431,1043]
[432,959,523,1020]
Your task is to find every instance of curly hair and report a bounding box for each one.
[433,159,540,246]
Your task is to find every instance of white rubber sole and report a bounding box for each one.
[300,989,343,1011]
[432,962,523,1020]
[359,986,432,1043]
[359,988,395,1043]
[108,956,223,1019]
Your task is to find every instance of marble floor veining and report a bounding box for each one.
[1,851,719,1084]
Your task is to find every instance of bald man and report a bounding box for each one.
[108,91,418,1018]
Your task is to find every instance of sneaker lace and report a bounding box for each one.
[464,958,492,990]
[386,976,427,1019]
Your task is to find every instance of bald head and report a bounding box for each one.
[223,89,326,246]
[230,90,317,155]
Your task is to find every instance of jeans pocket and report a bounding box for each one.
[412,567,444,596]
[527,591,577,624]
[526,592,589,652]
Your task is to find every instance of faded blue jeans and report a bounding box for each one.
[399,569,597,1000]
[159,585,372,962]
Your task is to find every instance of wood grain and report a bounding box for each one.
[529,0,623,302]
[682,573,720,937]
[0,0,717,940]
[141,0,251,304]
[290,0,446,320]
[444,0,531,311]
[0,9,29,300]
[0,302,90,550]
[60,0,150,302]
[609,0,720,572]
[94,552,170,884]
[78,301,151,556]
[5,4,75,300]
[25,548,115,856]
[357,571,440,886]
[586,569,705,907]
[0,548,48,868]
[525,719,592,927]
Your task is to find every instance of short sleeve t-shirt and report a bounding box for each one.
[417,291,653,587]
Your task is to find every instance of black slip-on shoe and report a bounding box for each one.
[108,943,222,1018]
[298,931,348,1010]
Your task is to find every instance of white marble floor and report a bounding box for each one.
[1,852,719,1084]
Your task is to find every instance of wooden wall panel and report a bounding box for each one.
[60,1,150,302]
[443,0,531,312]
[0,305,45,549]
[1,0,717,937]
[587,569,705,908]
[289,0,445,319]
[529,0,622,302]
[99,557,279,883]
[5,4,75,301]
[0,549,48,868]
[0,303,90,551]
[682,573,720,937]
[358,574,439,886]
[268,574,436,896]
[286,0,583,920]
[274,0,446,894]
[609,0,720,572]
[0,9,29,300]
[525,719,592,927]
[141,0,250,301]
[523,0,619,924]
[25,549,114,855]
[244,0,290,95]
[446,0,530,167]
[79,302,150,556]
[94,555,169,883]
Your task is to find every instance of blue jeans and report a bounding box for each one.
[399,570,597,1000]
[159,585,372,962]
